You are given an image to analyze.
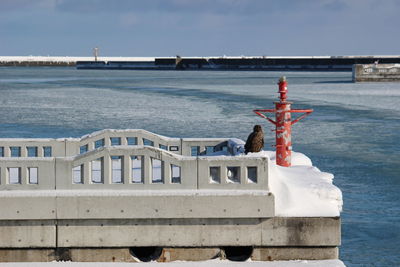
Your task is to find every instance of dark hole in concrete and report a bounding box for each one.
[223,246,253,261]
[129,247,162,262]
[55,248,71,261]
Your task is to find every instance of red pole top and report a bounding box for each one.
[278,76,288,102]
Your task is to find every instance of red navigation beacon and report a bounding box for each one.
[253,77,313,167]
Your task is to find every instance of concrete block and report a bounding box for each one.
[69,248,136,262]
[252,247,338,261]
[159,248,220,262]
[0,249,56,262]
[0,197,56,220]
[260,217,341,246]
[0,220,56,248]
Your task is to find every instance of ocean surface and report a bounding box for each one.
[0,67,399,266]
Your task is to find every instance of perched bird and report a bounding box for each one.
[244,125,264,154]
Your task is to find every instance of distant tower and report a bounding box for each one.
[93,47,99,62]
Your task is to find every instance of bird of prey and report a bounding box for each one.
[244,125,264,154]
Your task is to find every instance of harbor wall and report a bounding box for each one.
[0,217,340,261]
[159,56,400,71]
[79,56,400,71]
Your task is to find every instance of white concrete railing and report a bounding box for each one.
[0,146,268,191]
[0,129,232,158]
[0,130,268,191]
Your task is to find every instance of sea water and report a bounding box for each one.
[0,67,399,266]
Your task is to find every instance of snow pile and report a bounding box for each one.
[247,151,343,217]
[228,138,246,155]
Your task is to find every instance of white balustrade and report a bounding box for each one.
[0,130,269,191]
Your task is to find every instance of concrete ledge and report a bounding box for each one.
[56,194,274,219]
[252,247,338,261]
[0,192,274,220]
[57,217,340,247]
[0,197,56,220]
[57,218,264,247]
[0,217,340,251]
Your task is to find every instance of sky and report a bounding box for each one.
[0,0,399,57]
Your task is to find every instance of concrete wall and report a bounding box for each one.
[0,217,340,248]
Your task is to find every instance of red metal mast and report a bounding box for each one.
[253,76,313,167]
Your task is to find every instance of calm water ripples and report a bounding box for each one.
[0,67,399,266]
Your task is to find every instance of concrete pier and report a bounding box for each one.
[0,129,341,262]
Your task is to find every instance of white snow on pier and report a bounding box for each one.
[246,151,343,217]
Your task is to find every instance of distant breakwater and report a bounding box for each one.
[2,55,400,71]
[0,61,75,67]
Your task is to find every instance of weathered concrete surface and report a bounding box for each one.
[0,197,56,220]
[0,220,55,248]
[69,248,136,262]
[0,249,56,262]
[57,218,263,247]
[261,217,341,246]
[158,248,220,262]
[56,217,340,248]
[252,247,338,261]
